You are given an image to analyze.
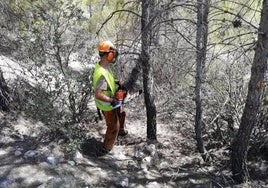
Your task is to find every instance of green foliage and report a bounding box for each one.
[12,80,64,126]
[6,0,94,127]
[1,0,266,158]
[1,0,142,147]
[209,0,262,51]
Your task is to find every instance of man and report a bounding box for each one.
[93,40,128,155]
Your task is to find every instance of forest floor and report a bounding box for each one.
[0,100,267,188]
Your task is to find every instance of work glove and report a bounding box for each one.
[111,98,122,109]
[111,98,118,106]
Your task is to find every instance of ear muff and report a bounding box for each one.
[107,51,114,61]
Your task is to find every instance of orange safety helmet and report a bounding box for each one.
[98,40,118,62]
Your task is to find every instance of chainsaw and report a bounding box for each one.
[97,88,143,120]
[111,89,143,109]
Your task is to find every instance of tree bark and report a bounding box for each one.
[124,57,142,92]
[195,0,210,161]
[231,0,268,183]
[141,0,157,140]
[0,69,10,112]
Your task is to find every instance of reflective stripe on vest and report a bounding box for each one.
[93,62,116,111]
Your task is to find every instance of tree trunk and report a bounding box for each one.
[195,0,210,161]
[231,0,268,183]
[141,0,157,140]
[0,69,10,112]
[124,57,142,92]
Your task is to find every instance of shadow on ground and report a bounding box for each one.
[80,137,105,157]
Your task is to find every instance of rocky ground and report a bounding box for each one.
[0,103,267,188]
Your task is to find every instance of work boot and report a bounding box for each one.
[118,130,128,137]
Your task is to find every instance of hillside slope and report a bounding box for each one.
[1,103,267,188]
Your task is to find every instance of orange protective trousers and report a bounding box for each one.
[102,108,125,150]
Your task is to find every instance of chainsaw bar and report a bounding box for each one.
[123,89,143,104]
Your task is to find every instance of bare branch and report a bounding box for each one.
[210,5,259,29]
[96,9,141,36]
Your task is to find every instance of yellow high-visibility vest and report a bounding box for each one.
[93,62,116,111]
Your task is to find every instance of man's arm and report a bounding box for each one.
[95,88,113,103]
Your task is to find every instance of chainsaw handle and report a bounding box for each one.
[111,99,122,109]
[110,98,118,106]
[115,81,127,91]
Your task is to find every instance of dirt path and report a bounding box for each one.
[1,108,265,188]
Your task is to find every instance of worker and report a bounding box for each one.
[93,40,128,155]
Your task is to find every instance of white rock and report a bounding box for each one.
[115,152,127,160]
[115,177,129,188]
[46,156,59,166]
[75,150,84,159]
[23,150,38,159]
[146,144,156,153]
[134,151,145,160]
[67,160,76,166]
[14,150,22,156]
[146,181,162,188]
[143,156,152,164]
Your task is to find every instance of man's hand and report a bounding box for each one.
[111,97,122,109]
[110,98,118,106]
